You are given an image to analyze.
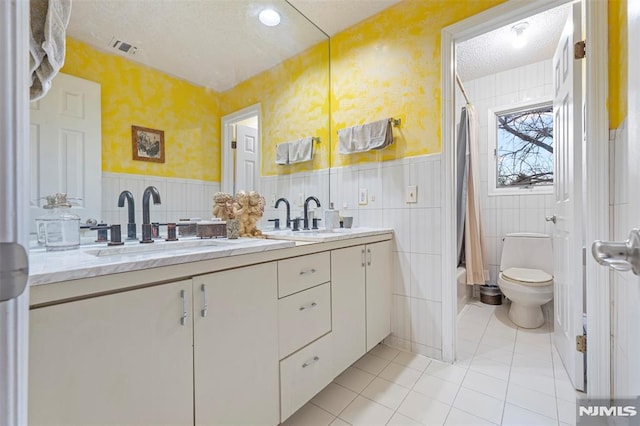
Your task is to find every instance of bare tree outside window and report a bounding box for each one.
[496,104,554,188]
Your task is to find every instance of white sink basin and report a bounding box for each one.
[85,238,227,257]
[263,228,360,242]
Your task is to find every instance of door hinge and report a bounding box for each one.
[574,40,586,59]
[576,334,587,353]
[231,140,237,149]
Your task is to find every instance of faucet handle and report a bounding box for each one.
[312,218,321,230]
[268,218,280,230]
[108,224,125,246]
[292,218,301,232]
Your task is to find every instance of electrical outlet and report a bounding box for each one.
[358,188,368,205]
[406,185,417,203]
[343,202,349,209]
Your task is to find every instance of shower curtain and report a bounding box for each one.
[456,105,489,285]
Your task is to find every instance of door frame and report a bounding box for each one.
[0,0,31,423]
[221,103,262,194]
[440,0,610,397]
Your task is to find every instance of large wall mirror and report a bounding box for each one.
[30,0,330,231]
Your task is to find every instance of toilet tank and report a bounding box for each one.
[500,233,553,275]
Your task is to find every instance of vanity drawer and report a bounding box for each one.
[280,332,333,422]
[278,252,330,298]
[279,283,331,358]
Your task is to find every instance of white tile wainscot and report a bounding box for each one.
[330,153,444,360]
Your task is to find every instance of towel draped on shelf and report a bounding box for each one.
[30,0,72,101]
[275,137,314,165]
[275,143,290,165]
[288,137,313,164]
[338,118,394,155]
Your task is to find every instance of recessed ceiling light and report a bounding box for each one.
[259,9,280,27]
[511,22,529,49]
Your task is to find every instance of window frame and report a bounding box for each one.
[487,97,554,196]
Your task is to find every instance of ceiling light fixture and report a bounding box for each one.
[259,9,281,27]
[511,22,529,49]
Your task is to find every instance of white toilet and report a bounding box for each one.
[497,233,554,329]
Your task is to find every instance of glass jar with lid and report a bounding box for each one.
[36,193,81,251]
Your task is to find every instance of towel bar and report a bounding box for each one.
[389,118,401,127]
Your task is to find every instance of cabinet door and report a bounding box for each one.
[366,240,392,351]
[193,263,279,426]
[330,245,366,377]
[29,280,194,426]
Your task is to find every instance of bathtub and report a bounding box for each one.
[457,266,470,315]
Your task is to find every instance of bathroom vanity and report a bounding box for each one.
[28,229,392,425]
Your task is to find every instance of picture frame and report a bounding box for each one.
[132,125,165,163]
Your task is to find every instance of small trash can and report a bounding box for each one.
[480,285,503,305]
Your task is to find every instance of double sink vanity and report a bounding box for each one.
[28,226,393,425]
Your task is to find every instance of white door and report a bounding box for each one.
[365,240,392,351]
[552,2,585,391]
[29,72,102,228]
[235,124,258,193]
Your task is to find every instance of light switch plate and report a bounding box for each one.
[406,185,417,203]
[358,188,368,205]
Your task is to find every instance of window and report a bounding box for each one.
[488,99,554,195]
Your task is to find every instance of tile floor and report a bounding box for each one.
[282,301,583,426]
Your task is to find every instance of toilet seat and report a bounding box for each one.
[501,267,553,287]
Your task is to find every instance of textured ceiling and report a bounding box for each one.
[66,0,400,92]
[287,0,400,36]
[456,3,570,82]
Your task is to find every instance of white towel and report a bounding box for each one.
[338,118,394,154]
[30,0,72,101]
[275,143,290,165]
[288,137,314,164]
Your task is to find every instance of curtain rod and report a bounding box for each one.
[455,72,471,105]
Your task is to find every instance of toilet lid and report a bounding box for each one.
[502,267,553,286]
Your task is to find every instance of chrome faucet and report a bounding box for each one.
[303,196,321,230]
[117,190,137,240]
[141,186,161,243]
[275,197,291,228]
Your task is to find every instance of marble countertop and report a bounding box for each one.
[29,227,394,287]
[29,237,296,286]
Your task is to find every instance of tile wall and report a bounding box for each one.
[328,154,444,360]
[610,119,640,399]
[457,59,556,285]
[101,172,220,227]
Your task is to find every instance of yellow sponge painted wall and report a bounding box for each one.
[62,38,221,182]
[330,0,506,168]
[219,41,330,177]
[609,0,627,129]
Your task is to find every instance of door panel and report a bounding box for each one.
[29,73,102,228]
[552,2,584,391]
[236,124,258,192]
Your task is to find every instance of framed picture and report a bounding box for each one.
[132,125,165,163]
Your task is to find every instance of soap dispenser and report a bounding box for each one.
[324,202,339,230]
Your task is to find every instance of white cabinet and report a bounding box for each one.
[365,240,392,351]
[29,280,194,426]
[330,245,367,376]
[330,240,392,373]
[193,263,279,426]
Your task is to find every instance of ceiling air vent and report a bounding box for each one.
[108,38,138,56]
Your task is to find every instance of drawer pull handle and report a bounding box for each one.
[299,302,318,311]
[299,268,317,275]
[201,284,208,318]
[367,248,372,266]
[180,289,188,326]
[302,356,320,368]
[362,248,366,267]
